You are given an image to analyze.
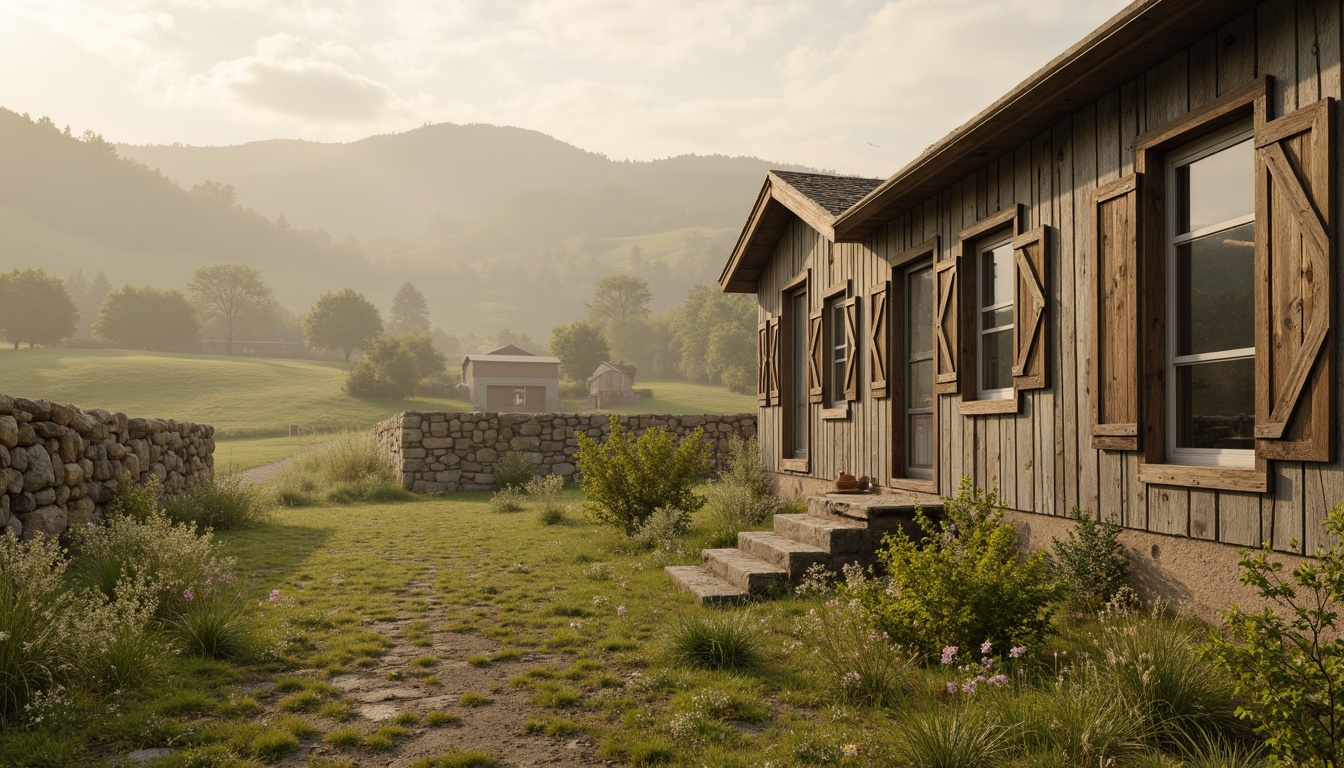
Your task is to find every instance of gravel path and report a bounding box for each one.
[228,458,295,486]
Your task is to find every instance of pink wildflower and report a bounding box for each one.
[183,588,195,602]
[961,678,978,694]
[946,681,958,694]
[987,674,1009,687]
[1009,645,1027,658]
[981,640,993,654]
[616,605,627,617]
[940,646,958,665]
[268,589,282,602]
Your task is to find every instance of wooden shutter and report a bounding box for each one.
[869,281,890,398]
[933,257,959,394]
[1090,175,1141,451]
[843,297,859,401]
[767,317,781,405]
[1012,227,1049,391]
[807,310,824,403]
[756,322,770,406]
[1254,97,1335,462]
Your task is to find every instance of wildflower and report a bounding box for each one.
[987,674,1009,687]
[961,678,978,694]
[842,743,860,758]
[981,656,994,669]
[940,646,958,665]
[1009,645,1027,658]
[568,621,583,629]
[946,681,957,694]
[616,605,627,617]
[980,640,993,655]
[183,587,195,602]
[268,589,282,602]
[841,671,861,688]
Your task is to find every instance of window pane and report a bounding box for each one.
[907,265,932,356]
[983,306,1013,331]
[1174,358,1255,450]
[981,241,1013,307]
[831,302,846,348]
[1176,137,1253,234]
[1175,221,1255,356]
[908,359,932,409]
[981,328,1012,391]
[791,291,807,458]
[908,413,933,471]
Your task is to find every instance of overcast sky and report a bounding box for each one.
[0,0,1129,177]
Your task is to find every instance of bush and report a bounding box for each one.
[703,436,779,547]
[668,611,762,672]
[106,474,162,521]
[630,506,691,551]
[268,432,413,506]
[345,334,429,400]
[1051,507,1128,612]
[72,584,163,693]
[796,596,914,707]
[849,477,1064,658]
[493,453,536,490]
[575,416,711,534]
[163,474,272,531]
[1205,502,1344,766]
[0,535,76,724]
[488,488,526,514]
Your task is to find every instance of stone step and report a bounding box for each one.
[773,513,878,554]
[737,530,833,577]
[807,495,935,539]
[665,565,746,606]
[702,548,789,593]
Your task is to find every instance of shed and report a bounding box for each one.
[587,361,638,409]
[461,346,561,413]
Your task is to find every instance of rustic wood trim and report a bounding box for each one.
[1137,461,1271,494]
[1093,424,1138,437]
[767,317,781,406]
[891,236,940,268]
[822,281,850,301]
[1011,226,1049,390]
[779,458,810,473]
[869,281,891,399]
[768,171,838,241]
[959,398,1019,416]
[843,297,860,401]
[886,478,938,494]
[1136,145,1166,465]
[781,270,810,293]
[1094,436,1141,451]
[1090,173,1142,452]
[820,407,850,421]
[1135,77,1268,152]
[956,204,1022,242]
[807,310,824,404]
[933,256,960,394]
[756,321,770,406]
[780,269,810,463]
[720,177,775,292]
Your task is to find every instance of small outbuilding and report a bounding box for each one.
[587,361,638,409]
[461,345,560,413]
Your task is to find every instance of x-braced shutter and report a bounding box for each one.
[869,281,890,398]
[843,297,859,401]
[1090,174,1141,451]
[757,321,770,406]
[767,317,781,405]
[933,257,959,394]
[1012,227,1049,391]
[807,310,824,404]
[1255,96,1335,462]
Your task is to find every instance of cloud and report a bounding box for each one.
[180,33,410,122]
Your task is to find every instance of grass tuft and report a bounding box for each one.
[667,611,763,672]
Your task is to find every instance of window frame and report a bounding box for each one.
[779,270,810,472]
[888,237,940,492]
[976,233,1017,401]
[1162,121,1257,470]
[819,281,852,420]
[955,205,1022,416]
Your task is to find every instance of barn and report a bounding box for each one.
[461,345,561,413]
[716,0,1342,613]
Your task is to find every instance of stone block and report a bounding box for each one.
[422,438,454,449]
[435,470,462,483]
[10,492,34,514]
[4,515,21,539]
[518,421,543,436]
[474,473,495,485]
[476,448,498,463]
[33,488,56,506]
[552,462,576,476]
[17,506,66,540]
[509,436,540,451]
[4,468,21,495]
[17,423,35,446]
[0,415,17,449]
[22,447,55,492]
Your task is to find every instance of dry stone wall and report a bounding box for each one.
[0,394,214,540]
[374,412,756,493]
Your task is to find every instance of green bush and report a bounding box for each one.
[106,474,162,521]
[1051,507,1128,612]
[345,333,435,400]
[1205,502,1344,766]
[795,596,914,707]
[488,487,526,514]
[163,474,273,531]
[630,506,691,550]
[492,452,537,490]
[668,611,762,672]
[703,436,779,547]
[849,477,1064,658]
[0,535,76,724]
[896,705,1013,768]
[526,474,566,523]
[575,416,711,534]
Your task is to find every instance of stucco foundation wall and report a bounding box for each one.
[0,393,214,540]
[374,412,756,493]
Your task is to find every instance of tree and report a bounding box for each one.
[0,268,79,349]
[672,285,755,384]
[303,289,383,362]
[586,275,652,328]
[388,282,431,335]
[93,285,200,350]
[706,322,755,393]
[188,264,279,355]
[550,321,610,381]
[398,332,447,380]
[345,335,422,399]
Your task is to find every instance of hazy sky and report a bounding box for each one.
[0,0,1127,177]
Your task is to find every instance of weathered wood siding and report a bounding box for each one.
[756,0,1344,554]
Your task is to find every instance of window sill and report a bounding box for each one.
[779,458,810,473]
[1136,462,1270,493]
[887,478,937,494]
[821,406,850,420]
[959,397,1017,416]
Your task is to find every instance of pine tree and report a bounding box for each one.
[389,282,431,335]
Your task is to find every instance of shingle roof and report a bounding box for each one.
[771,171,883,216]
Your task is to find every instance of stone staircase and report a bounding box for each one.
[667,492,943,605]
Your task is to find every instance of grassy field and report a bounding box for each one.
[0,348,755,470]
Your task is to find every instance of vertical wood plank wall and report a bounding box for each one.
[756,0,1344,554]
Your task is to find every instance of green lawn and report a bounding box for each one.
[0,349,755,471]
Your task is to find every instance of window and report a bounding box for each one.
[789,289,809,459]
[779,273,809,469]
[826,294,849,409]
[977,234,1015,400]
[1165,123,1255,468]
[513,388,526,407]
[904,260,934,479]
[814,283,857,418]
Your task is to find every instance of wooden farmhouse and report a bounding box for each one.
[461,345,561,413]
[721,0,1344,611]
[587,361,639,409]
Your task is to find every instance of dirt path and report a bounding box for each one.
[229,458,296,486]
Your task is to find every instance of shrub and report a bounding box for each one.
[849,477,1065,658]
[1051,506,1128,612]
[576,416,711,534]
[630,506,691,550]
[667,611,762,672]
[71,583,163,692]
[0,535,75,724]
[268,432,412,506]
[716,436,772,500]
[163,474,273,531]
[703,480,779,548]
[345,334,423,399]
[493,452,537,490]
[1205,502,1344,766]
[106,474,162,521]
[795,596,914,707]
[488,488,526,514]
[998,679,1145,764]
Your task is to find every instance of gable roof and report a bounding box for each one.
[488,344,533,356]
[463,354,561,365]
[587,361,635,382]
[719,170,882,293]
[832,0,1262,242]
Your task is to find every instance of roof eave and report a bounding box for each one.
[718,172,838,293]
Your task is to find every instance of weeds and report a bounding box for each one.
[0,535,75,724]
[795,597,914,707]
[667,611,763,672]
[1051,507,1128,612]
[163,474,273,531]
[493,452,537,490]
[268,431,413,506]
[488,487,526,513]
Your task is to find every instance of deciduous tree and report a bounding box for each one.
[93,285,200,350]
[586,275,652,328]
[0,268,79,349]
[303,289,383,362]
[550,321,610,381]
[188,264,279,355]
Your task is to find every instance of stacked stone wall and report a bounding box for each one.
[374,412,756,493]
[0,394,214,539]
